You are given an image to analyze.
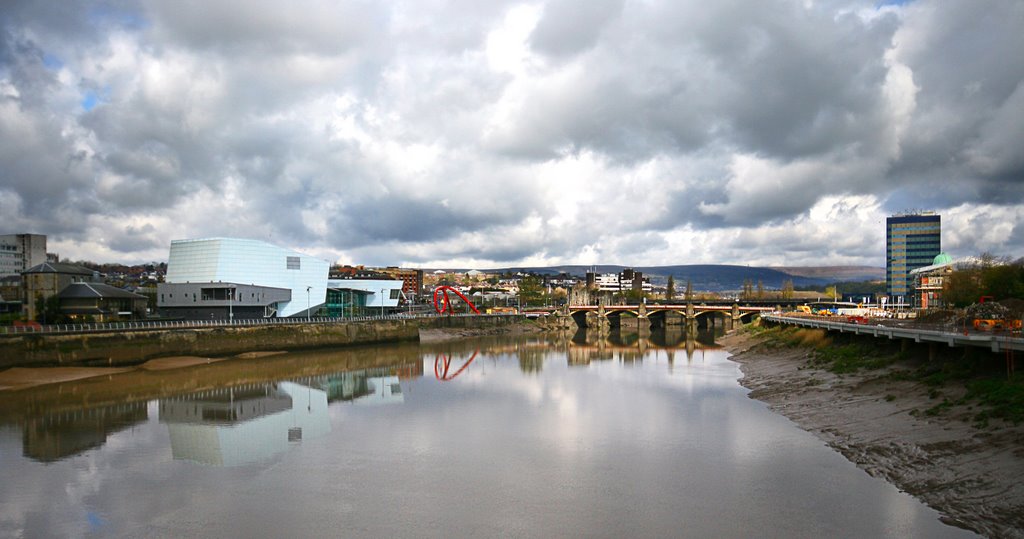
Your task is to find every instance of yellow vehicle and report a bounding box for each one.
[974,319,1023,331]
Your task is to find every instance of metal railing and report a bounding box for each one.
[0,312,520,337]
[762,314,1024,352]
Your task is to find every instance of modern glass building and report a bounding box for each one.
[886,213,941,303]
[158,237,404,320]
[325,278,403,318]
[160,238,331,318]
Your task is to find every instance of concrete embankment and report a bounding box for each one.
[0,315,529,369]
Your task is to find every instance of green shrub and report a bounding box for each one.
[966,379,1024,424]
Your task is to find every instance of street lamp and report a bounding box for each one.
[306,286,311,321]
[380,288,385,318]
[228,284,234,323]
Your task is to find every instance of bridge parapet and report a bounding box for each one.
[559,303,771,330]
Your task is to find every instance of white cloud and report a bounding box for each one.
[1,0,1022,267]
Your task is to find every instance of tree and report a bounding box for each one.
[551,287,568,305]
[756,280,765,299]
[981,258,1024,299]
[666,275,676,301]
[781,279,794,300]
[34,295,63,325]
[685,279,693,301]
[944,262,982,307]
[824,285,838,301]
[518,276,545,308]
[741,279,753,299]
[623,288,645,303]
[943,255,1024,307]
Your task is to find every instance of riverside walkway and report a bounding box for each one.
[762,313,1024,353]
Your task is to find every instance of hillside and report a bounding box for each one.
[772,266,885,282]
[636,265,830,291]
[430,264,884,292]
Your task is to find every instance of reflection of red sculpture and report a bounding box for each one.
[433,286,481,315]
[434,350,479,381]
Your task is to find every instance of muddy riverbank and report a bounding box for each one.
[418,321,543,342]
[721,329,1024,538]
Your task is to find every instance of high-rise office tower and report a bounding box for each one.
[886,213,941,302]
[0,234,47,277]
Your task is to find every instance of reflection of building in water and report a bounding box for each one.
[158,365,413,466]
[160,382,330,466]
[22,402,148,462]
[313,368,405,406]
[356,376,403,406]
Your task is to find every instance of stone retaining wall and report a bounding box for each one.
[0,315,525,369]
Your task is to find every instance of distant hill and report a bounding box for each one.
[771,266,885,282]
[635,265,830,291]
[426,264,884,291]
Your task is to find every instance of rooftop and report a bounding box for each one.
[23,262,94,276]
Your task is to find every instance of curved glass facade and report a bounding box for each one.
[166,238,330,318]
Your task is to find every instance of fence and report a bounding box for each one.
[1,312,519,337]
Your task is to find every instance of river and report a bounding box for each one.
[0,330,975,537]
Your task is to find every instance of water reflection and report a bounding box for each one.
[434,350,478,381]
[22,402,148,462]
[0,348,423,467]
[557,327,723,367]
[160,382,330,466]
[0,334,977,537]
[158,366,416,466]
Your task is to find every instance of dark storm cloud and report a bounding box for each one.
[885,0,1024,205]
[332,196,521,249]
[107,223,162,253]
[1,0,1022,265]
[497,0,899,166]
[0,41,98,233]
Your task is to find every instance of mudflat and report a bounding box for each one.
[0,367,135,391]
[0,351,284,389]
[721,331,1024,538]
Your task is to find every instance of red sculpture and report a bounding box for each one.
[432,286,481,315]
[434,350,479,381]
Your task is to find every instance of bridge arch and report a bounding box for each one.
[737,311,761,323]
[645,308,686,329]
[693,310,729,329]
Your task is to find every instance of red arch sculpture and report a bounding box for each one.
[432,286,481,315]
[434,350,479,381]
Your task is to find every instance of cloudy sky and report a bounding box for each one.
[1,0,1022,268]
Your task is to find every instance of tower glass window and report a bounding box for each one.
[886,213,940,303]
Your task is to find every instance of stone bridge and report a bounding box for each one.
[535,303,774,331]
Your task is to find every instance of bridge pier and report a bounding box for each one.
[538,312,575,331]
[619,306,651,331]
[586,304,610,331]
